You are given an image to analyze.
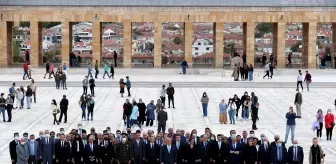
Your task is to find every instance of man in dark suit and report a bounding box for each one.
[157,108,168,134]
[9,132,20,164]
[146,135,160,164]
[173,134,186,163]
[131,132,146,164]
[100,133,116,164]
[155,134,163,146]
[258,137,271,164]
[227,137,242,164]
[191,129,200,146]
[55,134,71,163]
[287,140,304,164]
[160,138,177,164]
[270,135,286,149]
[35,131,44,164]
[58,95,69,123]
[240,131,248,146]
[88,127,98,141]
[72,134,85,164]
[270,140,288,164]
[197,134,210,163]
[85,136,99,164]
[251,103,259,130]
[40,130,55,164]
[209,134,227,163]
[76,123,87,137]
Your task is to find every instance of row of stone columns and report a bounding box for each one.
[2,21,335,68]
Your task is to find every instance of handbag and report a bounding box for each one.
[312,121,320,131]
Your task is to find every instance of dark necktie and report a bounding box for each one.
[294,147,297,161]
[62,141,64,147]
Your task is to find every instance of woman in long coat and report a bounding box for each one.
[137,98,146,125]
[232,64,239,81]
[146,100,156,127]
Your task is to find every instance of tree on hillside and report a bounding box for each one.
[255,23,272,38]
[173,37,183,45]
[224,41,237,55]
[291,40,302,52]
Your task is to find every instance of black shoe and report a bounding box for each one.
[7,120,11,122]
[87,119,89,121]
[64,122,67,123]
[91,119,93,121]
[173,107,175,108]
[57,122,60,125]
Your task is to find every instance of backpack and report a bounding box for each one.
[9,87,13,94]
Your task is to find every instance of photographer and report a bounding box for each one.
[284,106,296,144]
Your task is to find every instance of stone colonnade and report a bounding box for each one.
[1,7,336,68]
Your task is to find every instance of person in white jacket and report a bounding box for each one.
[160,85,166,108]
[228,98,237,124]
[14,88,23,109]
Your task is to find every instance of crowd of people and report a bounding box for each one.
[9,126,326,164]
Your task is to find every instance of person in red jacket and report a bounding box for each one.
[324,109,334,140]
[23,61,30,80]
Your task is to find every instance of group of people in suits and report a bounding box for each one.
[9,126,325,164]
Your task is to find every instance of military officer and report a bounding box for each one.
[116,133,132,164]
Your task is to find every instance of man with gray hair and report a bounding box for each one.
[16,137,29,164]
[258,137,270,164]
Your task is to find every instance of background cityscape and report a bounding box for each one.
[13,22,333,67]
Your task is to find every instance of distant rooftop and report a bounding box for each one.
[0,0,335,7]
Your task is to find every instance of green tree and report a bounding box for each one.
[224,41,237,54]
[291,40,302,52]
[43,50,61,63]
[316,40,322,49]
[255,23,272,38]
[173,37,183,45]
[166,26,179,31]
[325,46,331,55]
[41,22,61,29]
[13,41,24,63]
[19,22,30,28]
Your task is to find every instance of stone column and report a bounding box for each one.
[154,22,162,68]
[30,21,42,67]
[0,22,13,67]
[123,21,132,68]
[302,22,317,68]
[184,22,193,65]
[61,21,72,65]
[273,22,286,68]
[332,23,336,68]
[92,21,101,66]
[245,22,255,66]
[243,23,247,54]
[214,22,224,68]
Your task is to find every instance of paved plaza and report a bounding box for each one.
[0,69,335,163]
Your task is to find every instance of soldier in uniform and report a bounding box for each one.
[100,133,116,164]
[116,133,132,164]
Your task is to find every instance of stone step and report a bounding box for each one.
[1,81,334,88]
